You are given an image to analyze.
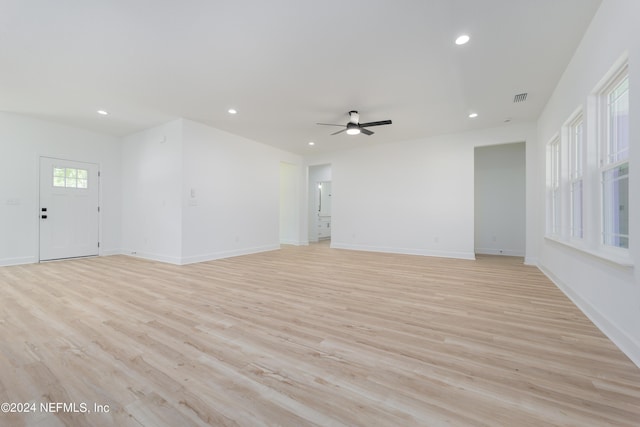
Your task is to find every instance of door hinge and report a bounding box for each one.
[97,206,100,213]
[98,171,101,177]
[98,242,100,248]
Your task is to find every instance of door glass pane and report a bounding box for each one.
[53,167,66,187]
[65,168,77,188]
[77,169,88,189]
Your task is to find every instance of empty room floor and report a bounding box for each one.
[0,245,639,426]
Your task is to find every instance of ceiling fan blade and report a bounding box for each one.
[317,123,345,127]
[360,128,374,136]
[331,128,347,135]
[359,119,392,127]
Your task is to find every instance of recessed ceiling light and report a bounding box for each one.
[468,112,478,118]
[228,108,237,114]
[455,34,470,45]
[308,141,315,146]
[97,110,108,115]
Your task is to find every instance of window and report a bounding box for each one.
[569,114,584,239]
[602,163,629,248]
[547,136,561,236]
[53,167,88,189]
[545,57,630,264]
[600,70,629,249]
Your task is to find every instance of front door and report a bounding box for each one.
[39,157,100,261]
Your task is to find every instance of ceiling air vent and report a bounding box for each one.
[513,93,528,103]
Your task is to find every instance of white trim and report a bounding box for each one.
[0,256,38,267]
[546,134,561,236]
[38,156,101,262]
[121,250,182,265]
[330,242,476,260]
[591,52,629,95]
[544,236,633,268]
[280,239,309,246]
[539,264,640,369]
[101,249,123,256]
[523,257,538,266]
[474,248,525,257]
[179,244,281,265]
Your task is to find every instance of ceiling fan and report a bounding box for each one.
[317,110,392,136]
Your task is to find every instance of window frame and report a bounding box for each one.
[598,64,629,251]
[568,111,584,240]
[52,166,89,190]
[546,134,561,237]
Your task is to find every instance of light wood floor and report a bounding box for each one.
[0,244,639,426]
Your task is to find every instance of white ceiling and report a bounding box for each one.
[1,0,602,154]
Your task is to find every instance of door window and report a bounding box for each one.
[53,167,88,189]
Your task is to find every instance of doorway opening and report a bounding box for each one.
[474,143,525,257]
[308,164,332,243]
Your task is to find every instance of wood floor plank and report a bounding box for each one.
[0,243,639,426]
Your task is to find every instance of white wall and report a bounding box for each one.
[535,0,640,367]
[121,119,183,263]
[1,114,305,266]
[280,162,303,245]
[122,118,304,264]
[307,123,537,260]
[180,119,304,263]
[308,164,332,242]
[0,113,121,266]
[475,143,526,256]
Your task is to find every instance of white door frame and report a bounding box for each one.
[38,156,101,262]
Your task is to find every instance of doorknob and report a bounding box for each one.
[41,215,47,219]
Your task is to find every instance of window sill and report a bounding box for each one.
[544,236,634,268]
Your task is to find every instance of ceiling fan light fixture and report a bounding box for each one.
[455,34,470,45]
[346,123,361,135]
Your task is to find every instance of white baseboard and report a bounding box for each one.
[475,248,525,257]
[524,256,538,266]
[0,256,38,267]
[539,264,640,369]
[100,249,123,256]
[179,244,280,265]
[280,239,309,246]
[330,242,476,260]
[120,249,182,265]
